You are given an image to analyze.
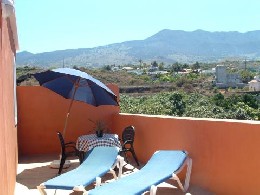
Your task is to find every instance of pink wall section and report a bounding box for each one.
[111,114,260,195]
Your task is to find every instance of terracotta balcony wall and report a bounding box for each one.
[111,113,260,194]
[17,86,260,194]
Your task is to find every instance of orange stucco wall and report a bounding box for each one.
[0,9,18,195]
[17,85,120,155]
[111,113,260,195]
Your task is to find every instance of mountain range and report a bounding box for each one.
[16,29,260,67]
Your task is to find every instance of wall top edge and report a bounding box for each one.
[119,112,260,124]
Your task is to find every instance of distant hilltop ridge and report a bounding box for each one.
[17,29,260,67]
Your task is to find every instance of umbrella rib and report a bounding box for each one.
[64,74,78,84]
[41,75,75,86]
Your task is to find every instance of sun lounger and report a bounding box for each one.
[86,150,192,195]
[37,146,124,194]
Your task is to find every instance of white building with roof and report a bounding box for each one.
[248,76,260,91]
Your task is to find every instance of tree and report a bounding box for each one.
[171,62,181,72]
[239,70,254,83]
[142,62,148,69]
[192,61,200,70]
[73,65,79,70]
[212,93,229,108]
[183,63,189,69]
[158,62,164,71]
[151,61,158,68]
[169,93,186,116]
[138,59,143,69]
[242,94,258,109]
[102,65,111,71]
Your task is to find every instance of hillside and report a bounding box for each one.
[16,66,215,98]
[16,29,260,67]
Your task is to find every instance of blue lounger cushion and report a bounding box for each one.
[87,150,191,195]
[43,146,119,190]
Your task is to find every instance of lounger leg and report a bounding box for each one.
[95,177,102,187]
[184,158,192,191]
[37,184,47,195]
[110,155,124,179]
[73,185,87,192]
[172,174,184,192]
[117,156,124,178]
[150,185,157,195]
[172,157,192,192]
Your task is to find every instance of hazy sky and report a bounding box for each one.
[16,0,260,53]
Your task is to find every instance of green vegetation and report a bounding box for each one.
[120,92,260,120]
[16,66,39,78]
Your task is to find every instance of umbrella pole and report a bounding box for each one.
[62,80,79,139]
[62,109,72,139]
[54,86,77,170]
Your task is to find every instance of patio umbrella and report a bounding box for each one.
[33,68,118,138]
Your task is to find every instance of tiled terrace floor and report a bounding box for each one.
[15,154,214,195]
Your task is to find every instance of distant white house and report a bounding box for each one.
[177,69,192,74]
[148,70,168,75]
[127,69,143,75]
[122,67,134,71]
[248,76,260,91]
[201,68,215,74]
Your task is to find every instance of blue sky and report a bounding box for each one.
[16,0,260,54]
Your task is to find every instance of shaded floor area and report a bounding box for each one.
[15,154,214,195]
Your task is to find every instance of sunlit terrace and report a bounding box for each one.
[15,86,260,194]
[16,154,212,194]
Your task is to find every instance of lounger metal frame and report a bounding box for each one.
[149,156,192,195]
[37,151,124,194]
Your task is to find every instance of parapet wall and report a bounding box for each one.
[111,113,260,195]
